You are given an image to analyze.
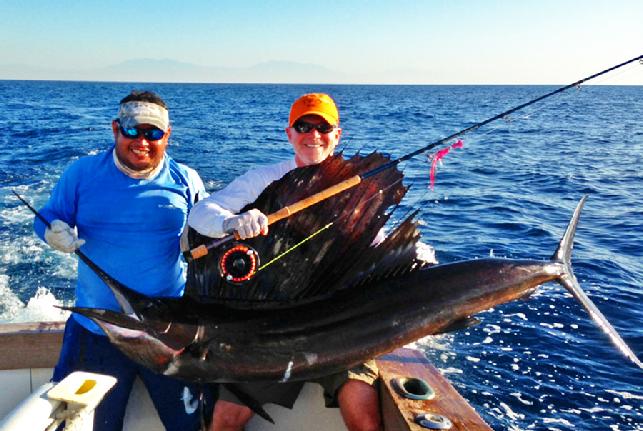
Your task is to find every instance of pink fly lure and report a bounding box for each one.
[428,139,463,190]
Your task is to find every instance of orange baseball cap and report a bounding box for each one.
[289,93,339,127]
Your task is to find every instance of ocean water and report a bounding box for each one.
[1,80,641,430]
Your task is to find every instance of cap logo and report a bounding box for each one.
[303,96,321,107]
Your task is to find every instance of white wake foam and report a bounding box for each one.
[0,276,68,323]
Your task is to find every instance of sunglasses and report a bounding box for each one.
[118,122,166,141]
[293,121,336,134]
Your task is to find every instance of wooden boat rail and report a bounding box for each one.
[377,348,491,431]
[0,322,64,370]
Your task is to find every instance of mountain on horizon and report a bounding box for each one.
[0,58,351,84]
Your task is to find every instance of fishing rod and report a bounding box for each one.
[186,53,643,262]
[12,190,140,316]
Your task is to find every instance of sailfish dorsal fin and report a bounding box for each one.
[186,152,419,308]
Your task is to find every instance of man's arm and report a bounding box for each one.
[188,160,295,238]
[188,198,236,238]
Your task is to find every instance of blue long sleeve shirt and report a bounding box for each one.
[34,147,206,334]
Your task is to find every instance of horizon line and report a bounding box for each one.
[1,78,641,87]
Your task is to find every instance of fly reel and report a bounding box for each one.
[218,243,260,284]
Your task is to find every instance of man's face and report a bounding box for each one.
[286,115,341,167]
[112,120,170,171]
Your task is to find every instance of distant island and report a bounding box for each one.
[0,58,432,84]
[3,58,640,85]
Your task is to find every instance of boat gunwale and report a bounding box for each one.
[0,321,65,370]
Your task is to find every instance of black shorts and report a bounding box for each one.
[218,360,379,409]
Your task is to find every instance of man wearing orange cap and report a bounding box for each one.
[189,93,344,240]
[189,93,383,431]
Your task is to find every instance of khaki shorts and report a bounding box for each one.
[218,360,379,409]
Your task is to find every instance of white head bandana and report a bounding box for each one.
[117,101,169,131]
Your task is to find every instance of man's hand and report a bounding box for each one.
[45,219,85,253]
[222,209,268,240]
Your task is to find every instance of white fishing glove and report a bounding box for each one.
[44,219,85,253]
[222,209,269,240]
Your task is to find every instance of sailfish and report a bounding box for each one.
[64,152,641,389]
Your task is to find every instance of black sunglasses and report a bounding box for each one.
[118,122,166,141]
[293,121,336,134]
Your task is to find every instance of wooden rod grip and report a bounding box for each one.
[266,175,362,225]
[189,244,209,259]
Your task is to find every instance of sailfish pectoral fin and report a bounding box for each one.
[61,306,145,330]
[65,306,187,373]
[551,195,642,369]
[67,306,200,352]
[434,316,482,335]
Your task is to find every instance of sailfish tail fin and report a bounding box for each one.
[559,270,642,369]
[551,195,587,265]
[552,195,642,369]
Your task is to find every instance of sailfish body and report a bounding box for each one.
[78,257,572,383]
[69,153,642,385]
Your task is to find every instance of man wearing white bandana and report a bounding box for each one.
[34,90,211,431]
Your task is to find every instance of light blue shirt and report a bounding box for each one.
[34,147,206,333]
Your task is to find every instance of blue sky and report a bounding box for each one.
[1,0,642,84]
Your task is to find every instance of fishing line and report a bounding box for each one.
[256,176,406,273]
[578,58,641,85]
[257,222,334,272]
